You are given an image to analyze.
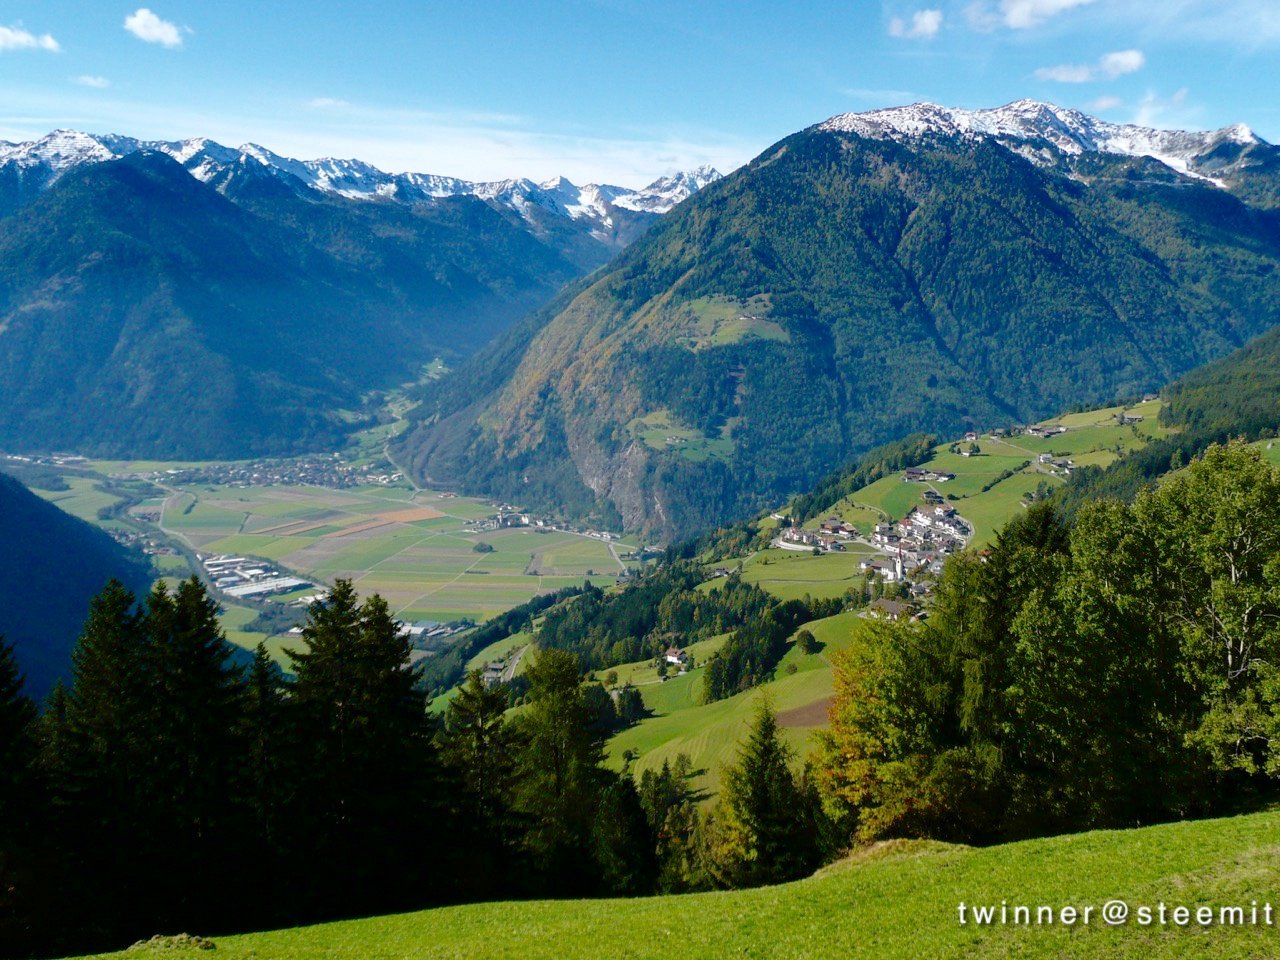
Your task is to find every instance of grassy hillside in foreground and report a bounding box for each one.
[79,809,1280,960]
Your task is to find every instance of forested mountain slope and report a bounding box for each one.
[0,152,584,457]
[396,103,1280,537]
[0,473,149,699]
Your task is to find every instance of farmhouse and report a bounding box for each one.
[665,647,689,666]
[904,468,955,483]
[866,598,913,620]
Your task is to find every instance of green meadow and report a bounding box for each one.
[606,611,864,796]
[736,548,879,601]
[78,809,1280,960]
[821,399,1172,545]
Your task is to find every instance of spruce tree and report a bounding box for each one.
[442,669,520,830]
[708,700,821,887]
[58,579,149,932]
[290,580,439,913]
[513,648,612,892]
[0,637,38,951]
[243,643,289,848]
[0,637,36,824]
[440,669,524,896]
[142,578,247,928]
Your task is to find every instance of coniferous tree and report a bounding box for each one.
[143,578,248,925]
[513,648,609,892]
[0,637,39,953]
[589,775,657,895]
[442,670,521,819]
[637,754,704,891]
[0,637,36,828]
[57,580,150,937]
[290,580,441,914]
[702,700,823,888]
[243,644,289,846]
[238,643,294,924]
[440,669,526,896]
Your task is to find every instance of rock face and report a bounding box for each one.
[394,102,1280,540]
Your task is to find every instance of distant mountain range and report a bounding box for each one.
[0,130,719,458]
[0,129,721,248]
[394,100,1280,538]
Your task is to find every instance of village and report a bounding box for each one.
[138,455,406,490]
[774,496,970,616]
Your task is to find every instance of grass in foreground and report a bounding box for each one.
[78,809,1280,960]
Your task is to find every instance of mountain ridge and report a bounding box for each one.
[395,100,1280,538]
[816,98,1264,181]
[0,128,723,243]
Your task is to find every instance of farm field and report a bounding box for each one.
[157,483,638,627]
[18,453,640,662]
[76,808,1280,960]
[736,547,879,601]
[606,611,865,797]
[821,399,1171,545]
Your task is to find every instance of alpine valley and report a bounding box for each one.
[0,129,719,458]
[396,100,1280,538]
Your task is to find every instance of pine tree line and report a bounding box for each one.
[0,578,829,959]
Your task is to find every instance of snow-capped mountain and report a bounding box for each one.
[0,129,722,240]
[816,99,1268,184]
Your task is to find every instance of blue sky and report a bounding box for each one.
[2,0,1279,185]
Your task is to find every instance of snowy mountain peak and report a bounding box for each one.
[0,129,722,246]
[816,100,1268,181]
[615,166,723,214]
[2,129,120,171]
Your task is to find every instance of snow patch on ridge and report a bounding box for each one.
[0,130,723,232]
[816,99,1267,184]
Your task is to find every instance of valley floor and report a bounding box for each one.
[77,810,1280,960]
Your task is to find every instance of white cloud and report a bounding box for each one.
[889,9,944,38]
[0,25,60,52]
[73,75,111,89]
[124,9,184,48]
[966,0,1095,30]
[1099,49,1145,77]
[1089,95,1124,111]
[1035,48,1145,82]
[1034,63,1094,82]
[308,98,351,109]
[1001,0,1096,28]
[1104,0,1280,46]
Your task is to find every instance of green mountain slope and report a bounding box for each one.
[0,152,587,458]
[396,123,1280,538]
[1057,323,1280,510]
[0,472,150,699]
[79,809,1280,960]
